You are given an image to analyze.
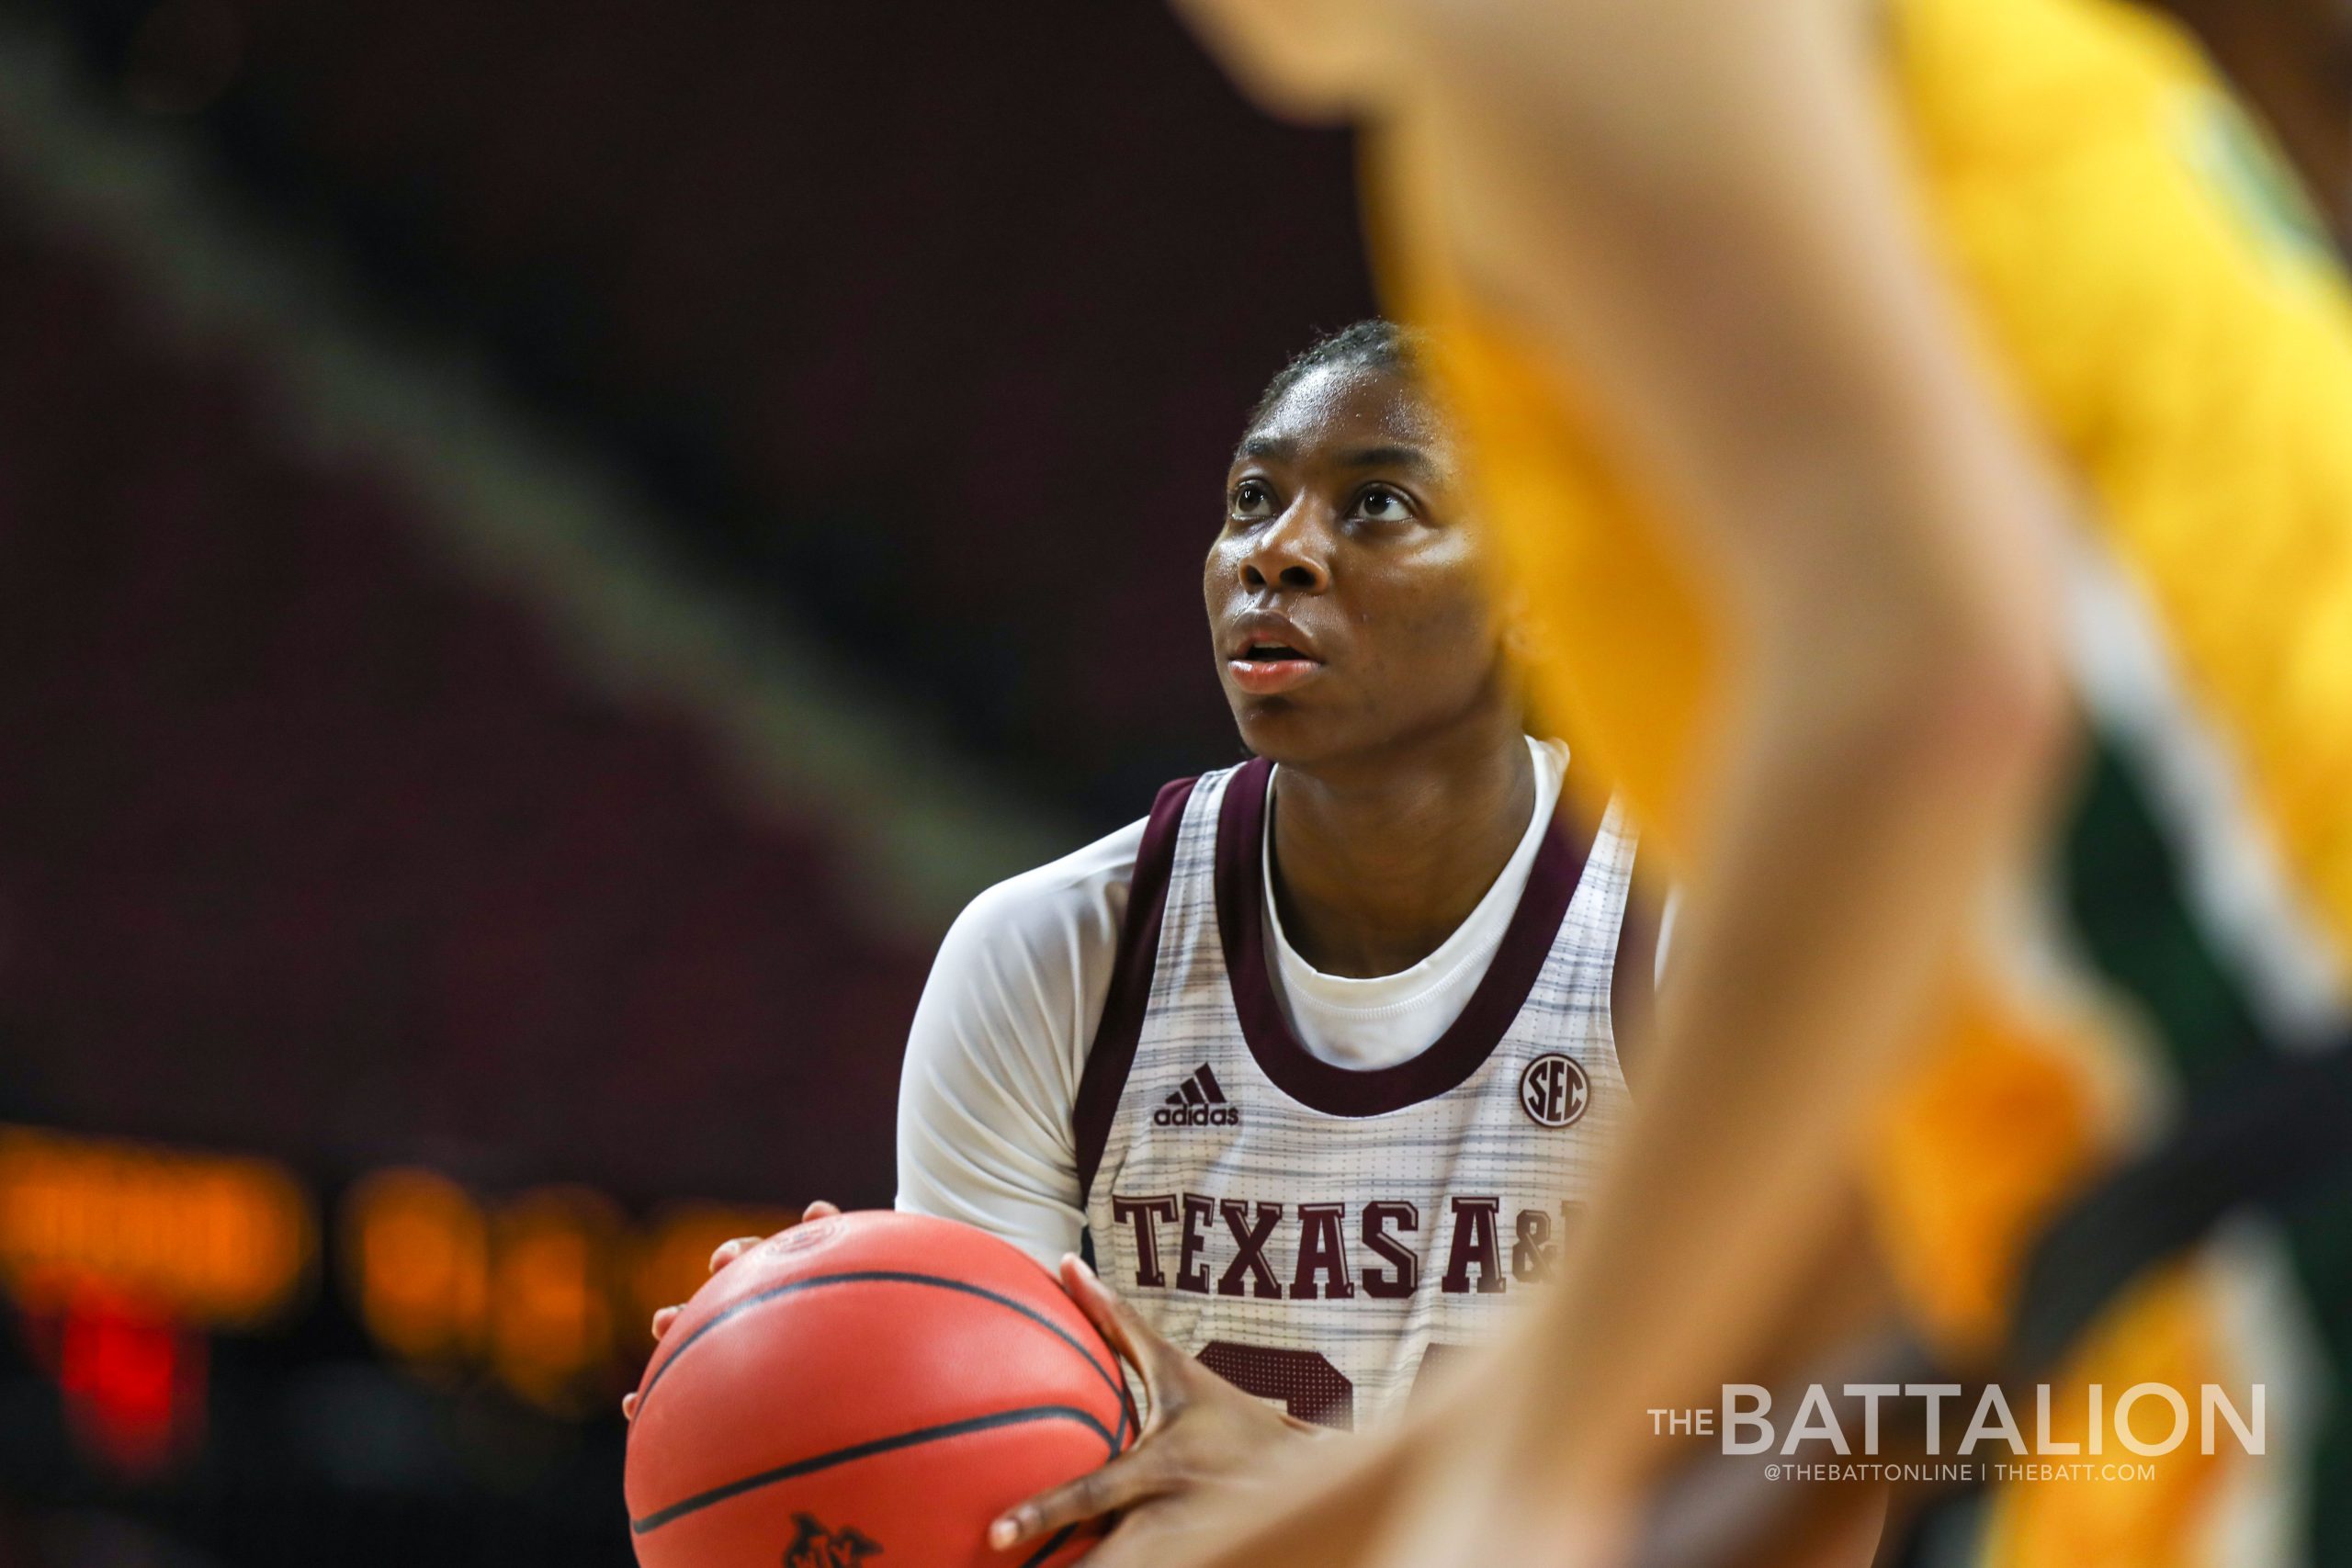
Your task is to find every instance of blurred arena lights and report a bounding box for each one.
[0,1125,313,1330]
[0,1124,798,1441]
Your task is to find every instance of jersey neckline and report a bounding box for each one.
[1213,756,1593,1118]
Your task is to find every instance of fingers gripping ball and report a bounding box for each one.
[625,1212,1136,1568]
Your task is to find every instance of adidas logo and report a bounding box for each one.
[1152,1064,1240,1128]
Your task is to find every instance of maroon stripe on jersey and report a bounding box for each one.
[1215,756,1597,1118]
[1609,873,1664,1087]
[1074,774,1199,1204]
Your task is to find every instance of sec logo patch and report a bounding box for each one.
[1519,1054,1589,1128]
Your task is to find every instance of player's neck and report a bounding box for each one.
[1267,716,1537,979]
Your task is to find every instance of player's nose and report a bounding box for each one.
[1238,503,1333,594]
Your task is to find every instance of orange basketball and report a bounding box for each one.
[624,1211,1134,1568]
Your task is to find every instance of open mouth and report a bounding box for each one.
[1227,635,1323,695]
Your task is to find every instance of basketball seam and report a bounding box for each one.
[628,1404,1118,1535]
[634,1269,1127,1427]
[1020,1524,1080,1567]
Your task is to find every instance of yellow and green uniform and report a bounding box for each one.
[1371,0,2352,1562]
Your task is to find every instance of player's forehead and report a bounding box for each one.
[1236,362,1449,471]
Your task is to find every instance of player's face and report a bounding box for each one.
[1205,364,1514,767]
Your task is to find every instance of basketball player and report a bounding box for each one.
[1133,0,2352,1565]
[631,322,1661,1558]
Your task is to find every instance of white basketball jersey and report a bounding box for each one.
[1075,758,1641,1432]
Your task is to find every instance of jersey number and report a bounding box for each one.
[1196,1339,1463,1432]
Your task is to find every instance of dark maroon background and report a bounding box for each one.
[3,0,1374,1208]
[0,2,1370,1560]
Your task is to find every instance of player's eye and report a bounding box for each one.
[1354,485,1415,524]
[1229,479,1276,521]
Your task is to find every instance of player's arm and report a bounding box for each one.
[1170,0,2072,1551]
[626,852,1115,1420]
[1376,0,2075,1495]
[890,869,1107,1267]
[899,831,1338,1555]
[897,843,1332,1551]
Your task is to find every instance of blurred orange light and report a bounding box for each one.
[342,1168,490,1365]
[488,1187,624,1415]
[0,1126,313,1328]
[628,1201,797,1337]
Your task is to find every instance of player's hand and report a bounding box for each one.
[987,1255,1329,1562]
[1100,1362,1630,1568]
[619,1200,840,1422]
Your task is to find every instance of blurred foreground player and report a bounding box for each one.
[1157,0,2352,1564]
[638,326,1659,1558]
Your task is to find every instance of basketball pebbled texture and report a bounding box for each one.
[625,1210,1135,1568]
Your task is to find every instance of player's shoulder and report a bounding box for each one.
[941,814,1148,971]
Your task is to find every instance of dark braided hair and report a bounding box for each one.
[1247,319,1425,431]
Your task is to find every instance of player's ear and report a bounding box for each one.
[1492,576,1537,667]
[1491,581,1549,734]
[1501,618,1532,667]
